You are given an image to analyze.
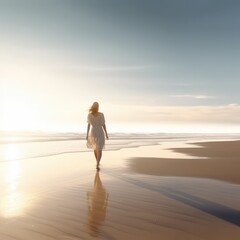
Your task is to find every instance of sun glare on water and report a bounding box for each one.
[0,144,30,218]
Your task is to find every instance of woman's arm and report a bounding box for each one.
[86,123,90,140]
[103,124,109,140]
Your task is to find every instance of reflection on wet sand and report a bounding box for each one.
[86,171,109,237]
[0,144,28,218]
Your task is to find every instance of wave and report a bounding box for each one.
[1,131,240,144]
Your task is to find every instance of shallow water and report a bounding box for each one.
[1,132,240,162]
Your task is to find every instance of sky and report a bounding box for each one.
[1,0,240,133]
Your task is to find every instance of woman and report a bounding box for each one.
[86,102,108,170]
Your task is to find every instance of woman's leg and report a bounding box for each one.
[94,150,97,160]
[96,150,102,169]
[97,150,102,163]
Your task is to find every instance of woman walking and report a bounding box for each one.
[86,102,108,170]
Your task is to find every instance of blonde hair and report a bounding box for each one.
[89,102,99,115]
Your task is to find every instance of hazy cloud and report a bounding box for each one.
[108,104,240,125]
[67,64,153,72]
[170,95,217,99]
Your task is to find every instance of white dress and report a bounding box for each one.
[87,112,106,150]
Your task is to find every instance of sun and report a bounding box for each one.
[1,97,38,131]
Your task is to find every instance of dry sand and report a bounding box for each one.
[0,140,239,239]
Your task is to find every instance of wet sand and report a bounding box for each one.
[0,140,239,239]
[128,140,240,184]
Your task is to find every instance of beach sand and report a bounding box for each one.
[0,140,239,239]
[128,140,240,184]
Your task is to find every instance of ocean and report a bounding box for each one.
[1,132,240,162]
